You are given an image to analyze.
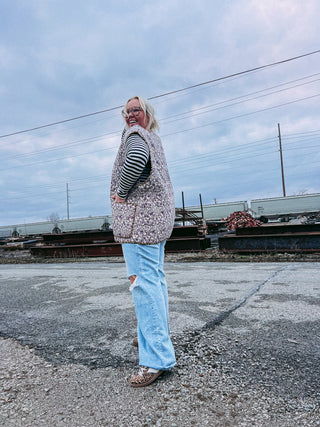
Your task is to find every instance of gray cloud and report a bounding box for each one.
[1,0,319,225]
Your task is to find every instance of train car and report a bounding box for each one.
[201,201,249,221]
[1,194,319,239]
[250,193,320,219]
[0,215,112,238]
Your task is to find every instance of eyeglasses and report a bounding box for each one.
[121,107,143,118]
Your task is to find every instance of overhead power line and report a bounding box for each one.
[1,49,319,139]
[3,72,318,161]
[148,50,320,99]
[161,93,320,138]
[1,91,319,172]
[162,76,320,125]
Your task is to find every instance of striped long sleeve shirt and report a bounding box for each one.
[116,132,151,199]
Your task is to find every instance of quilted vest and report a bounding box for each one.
[110,125,175,244]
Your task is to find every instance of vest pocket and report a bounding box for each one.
[111,201,137,239]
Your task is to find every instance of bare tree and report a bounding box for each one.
[47,212,60,222]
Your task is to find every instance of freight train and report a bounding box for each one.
[1,193,319,238]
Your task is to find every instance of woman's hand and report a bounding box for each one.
[111,193,126,203]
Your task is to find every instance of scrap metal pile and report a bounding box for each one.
[223,211,262,231]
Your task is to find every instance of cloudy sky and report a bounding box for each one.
[1,0,319,226]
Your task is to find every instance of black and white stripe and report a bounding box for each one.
[117,132,151,198]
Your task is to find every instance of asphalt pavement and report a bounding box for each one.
[0,261,319,426]
[0,261,319,368]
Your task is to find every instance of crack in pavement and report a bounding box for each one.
[202,265,290,331]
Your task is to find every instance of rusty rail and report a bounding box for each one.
[30,225,211,258]
[219,224,320,253]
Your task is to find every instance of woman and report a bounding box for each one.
[110,96,176,388]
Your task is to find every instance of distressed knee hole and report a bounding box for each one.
[129,275,138,291]
[129,275,137,285]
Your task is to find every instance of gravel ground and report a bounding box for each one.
[0,327,320,427]
[1,251,320,426]
[1,315,320,426]
[1,247,320,264]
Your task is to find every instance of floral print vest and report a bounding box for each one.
[110,125,175,244]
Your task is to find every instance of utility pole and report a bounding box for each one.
[181,191,185,226]
[66,183,70,220]
[199,193,204,219]
[278,123,286,197]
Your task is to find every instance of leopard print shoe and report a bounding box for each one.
[130,367,163,388]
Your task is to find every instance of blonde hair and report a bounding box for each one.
[124,96,159,132]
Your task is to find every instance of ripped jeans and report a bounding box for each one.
[122,241,176,370]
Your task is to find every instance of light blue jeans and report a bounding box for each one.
[122,241,176,370]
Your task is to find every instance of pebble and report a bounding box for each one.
[1,307,319,426]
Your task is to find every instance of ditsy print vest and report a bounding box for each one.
[110,125,175,244]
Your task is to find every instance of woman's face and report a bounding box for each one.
[124,98,149,129]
